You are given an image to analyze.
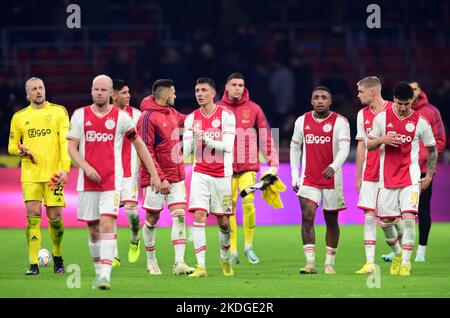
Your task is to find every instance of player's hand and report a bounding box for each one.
[18,144,37,164]
[264,166,278,176]
[160,179,171,195]
[419,174,433,191]
[84,165,101,183]
[356,177,362,193]
[193,128,204,142]
[322,166,335,179]
[150,174,162,193]
[382,133,401,147]
[47,170,69,190]
[292,177,300,193]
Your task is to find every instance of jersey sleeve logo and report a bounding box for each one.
[405,122,415,132]
[322,123,332,133]
[105,118,116,130]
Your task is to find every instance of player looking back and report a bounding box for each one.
[8,77,70,275]
[290,86,350,274]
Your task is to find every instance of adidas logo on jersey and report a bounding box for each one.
[305,125,311,130]
[25,121,30,125]
[85,120,93,127]
[387,123,394,128]
[365,120,370,125]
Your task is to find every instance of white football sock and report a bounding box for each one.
[364,214,377,264]
[219,226,231,260]
[325,246,337,266]
[171,209,186,264]
[88,239,101,275]
[380,221,401,254]
[401,214,416,265]
[125,204,140,244]
[99,233,116,280]
[193,222,206,268]
[143,221,157,261]
[303,244,315,264]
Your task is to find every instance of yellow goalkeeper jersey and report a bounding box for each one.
[8,101,71,182]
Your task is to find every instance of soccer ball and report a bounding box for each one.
[38,248,52,267]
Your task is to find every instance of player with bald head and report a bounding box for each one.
[8,77,71,275]
[67,75,162,290]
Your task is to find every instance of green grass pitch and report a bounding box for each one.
[1,224,449,298]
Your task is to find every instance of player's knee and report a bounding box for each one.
[125,203,138,216]
[325,214,339,226]
[147,213,160,225]
[170,208,185,223]
[380,218,396,227]
[302,214,315,225]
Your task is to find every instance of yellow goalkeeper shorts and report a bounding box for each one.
[232,171,257,203]
[22,182,66,207]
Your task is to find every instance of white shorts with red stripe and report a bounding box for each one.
[297,185,346,212]
[120,176,139,204]
[77,190,120,222]
[357,181,379,212]
[376,184,420,219]
[143,181,187,212]
[189,172,232,215]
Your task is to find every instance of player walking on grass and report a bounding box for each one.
[111,79,142,267]
[354,76,395,274]
[137,79,194,276]
[290,86,350,274]
[8,77,69,275]
[367,82,437,276]
[217,72,279,265]
[183,78,236,278]
[67,75,161,290]
[381,80,446,263]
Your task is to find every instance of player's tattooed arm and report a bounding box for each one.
[420,146,437,191]
[426,146,437,177]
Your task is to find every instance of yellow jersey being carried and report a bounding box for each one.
[8,101,71,183]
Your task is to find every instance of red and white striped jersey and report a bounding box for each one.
[120,106,141,179]
[356,101,393,182]
[183,105,236,177]
[369,106,436,188]
[67,105,138,191]
[291,111,350,189]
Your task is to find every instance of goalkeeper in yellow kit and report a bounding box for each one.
[8,77,71,275]
[217,73,279,264]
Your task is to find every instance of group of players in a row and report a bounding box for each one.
[8,73,445,290]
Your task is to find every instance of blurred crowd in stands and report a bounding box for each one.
[1,0,449,152]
